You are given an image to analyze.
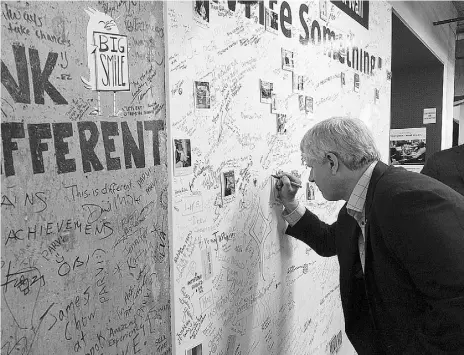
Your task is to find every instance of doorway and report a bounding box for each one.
[390,12,444,164]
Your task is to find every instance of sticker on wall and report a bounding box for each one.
[320,0,329,21]
[277,114,287,134]
[82,7,129,116]
[173,138,193,176]
[306,182,315,200]
[305,96,313,114]
[282,48,294,71]
[186,343,202,355]
[354,73,360,92]
[193,1,209,27]
[293,73,305,93]
[298,95,305,111]
[260,80,273,103]
[271,94,288,114]
[201,247,213,280]
[221,170,236,203]
[265,8,278,34]
[194,81,211,110]
[374,88,379,104]
[387,70,392,81]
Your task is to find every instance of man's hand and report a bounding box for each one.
[275,172,302,211]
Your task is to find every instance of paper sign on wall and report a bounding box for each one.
[423,108,436,124]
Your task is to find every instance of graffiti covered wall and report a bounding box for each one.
[166,1,391,354]
[1,1,170,354]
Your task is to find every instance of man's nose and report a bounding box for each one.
[308,169,314,182]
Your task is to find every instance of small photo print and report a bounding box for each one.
[276,114,287,134]
[222,170,236,198]
[193,1,209,27]
[282,48,294,71]
[354,73,360,92]
[265,8,279,34]
[341,72,346,86]
[298,95,305,111]
[293,73,304,92]
[173,138,193,176]
[194,81,211,109]
[305,96,313,114]
[260,80,273,104]
[374,88,379,103]
[186,343,202,355]
[306,182,315,200]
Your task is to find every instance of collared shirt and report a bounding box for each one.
[346,161,378,271]
[283,161,378,272]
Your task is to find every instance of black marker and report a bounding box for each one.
[271,174,302,188]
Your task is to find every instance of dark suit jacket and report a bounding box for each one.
[286,161,464,354]
[421,144,464,196]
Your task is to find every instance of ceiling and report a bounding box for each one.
[392,13,442,70]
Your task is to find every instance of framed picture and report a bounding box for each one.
[173,138,193,176]
[194,81,211,109]
[260,79,273,103]
[305,96,313,114]
[293,73,305,93]
[265,8,278,34]
[282,48,294,71]
[276,114,287,134]
[221,170,236,203]
[193,1,209,27]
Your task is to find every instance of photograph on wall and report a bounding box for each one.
[260,80,273,103]
[341,72,346,86]
[298,95,305,111]
[306,182,315,200]
[173,138,193,176]
[374,88,380,104]
[390,128,426,165]
[194,81,211,109]
[281,48,294,71]
[265,8,278,34]
[186,343,202,355]
[305,96,313,114]
[193,1,209,27]
[276,114,287,134]
[354,73,360,92]
[221,170,236,202]
[293,73,304,93]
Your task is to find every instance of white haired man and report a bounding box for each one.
[276,117,464,354]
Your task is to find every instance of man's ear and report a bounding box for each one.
[326,153,339,174]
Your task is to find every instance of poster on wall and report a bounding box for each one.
[423,107,437,124]
[390,128,426,166]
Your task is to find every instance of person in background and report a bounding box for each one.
[275,117,464,354]
[421,143,464,195]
